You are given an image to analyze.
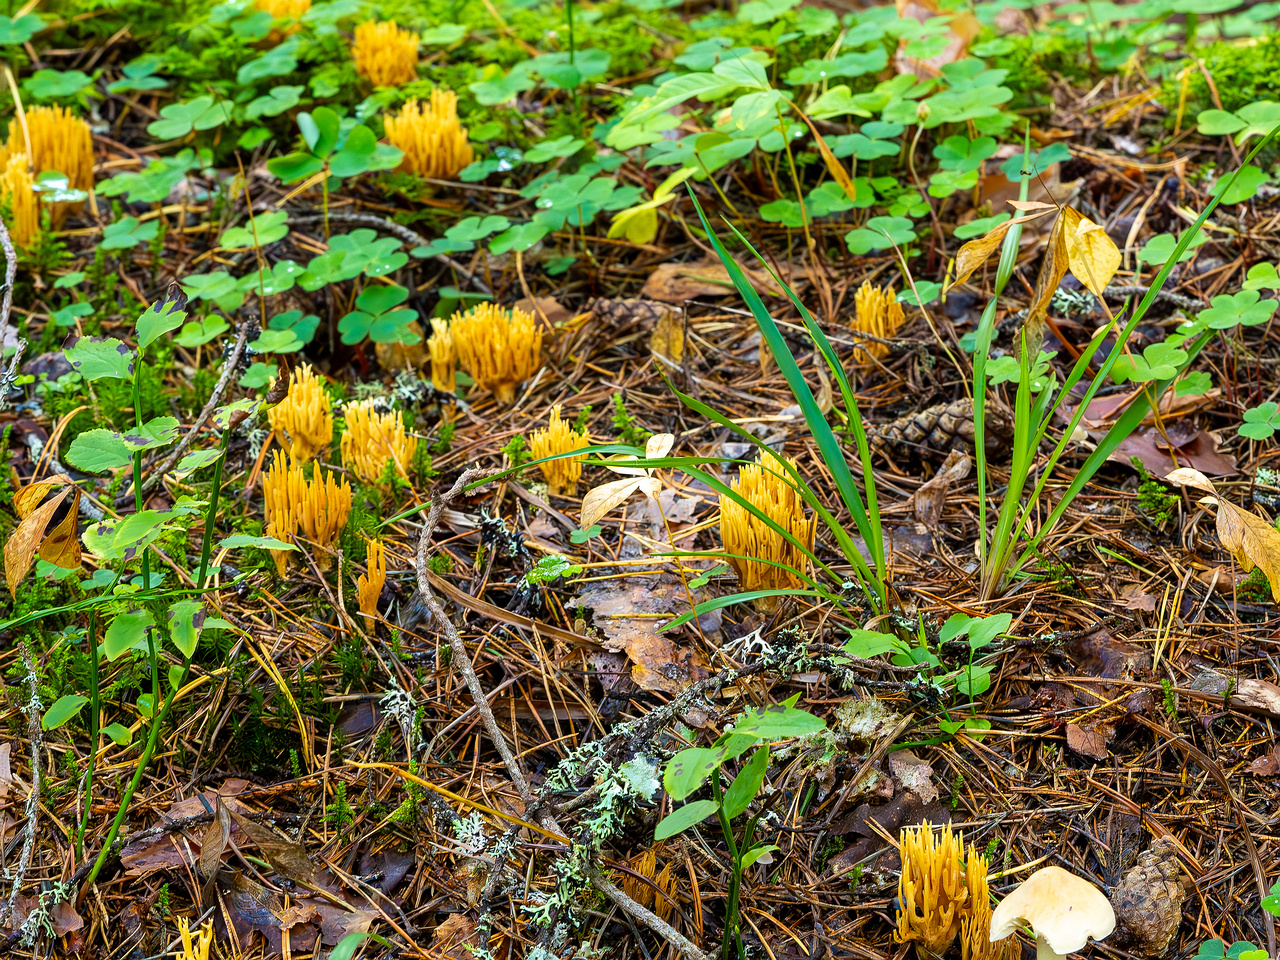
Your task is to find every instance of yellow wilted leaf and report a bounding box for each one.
[1022,210,1071,350]
[649,309,685,365]
[4,479,82,598]
[948,219,1016,291]
[610,207,659,245]
[1062,207,1120,297]
[1200,496,1280,602]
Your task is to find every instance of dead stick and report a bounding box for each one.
[414,468,714,960]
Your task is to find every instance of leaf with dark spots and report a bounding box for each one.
[63,336,134,381]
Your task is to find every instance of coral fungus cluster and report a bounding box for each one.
[851,280,905,364]
[351,21,420,87]
[262,456,351,574]
[529,405,590,496]
[267,364,333,462]
[340,399,419,484]
[357,539,386,617]
[719,451,815,606]
[384,90,474,180]
[0,105,94,242]
[440,302,543,404]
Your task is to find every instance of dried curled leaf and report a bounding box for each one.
[1165,467,1216,494]
[4,475,82,597]
[1199,495,1280,601]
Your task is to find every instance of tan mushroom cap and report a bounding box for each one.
[990,865,1116,960]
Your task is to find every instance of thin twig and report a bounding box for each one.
[289,212,493,294]
[141,321,252,494]
[7,644,42,924]
[413,468,715,960]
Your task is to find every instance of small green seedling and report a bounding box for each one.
[656,697,824,960]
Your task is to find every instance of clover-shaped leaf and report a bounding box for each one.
[107,56,167,94]
[220,210,290,250]
[173,317,231,348]
[525,135,586,163]
[338,283,418,345]
[845,215,915,255]
[1212,164,1270,205]
[933,135,997,173]
[24,69,92,101]
[0,13,42,45]
[101,217,160,251]
[1200,289,1277,329]
[1112,341,1188,383]
[96,150,197,203]
[1240,402,1280,441]
[758,199,807,228]
[147,96,233,139]
[446,215,512,242]
[927,168,978,198]
[1136,228,1209,266]
[244,85,304,120]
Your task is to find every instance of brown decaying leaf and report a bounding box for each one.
[1022,208,1070,351]
[228,808,316,882]
[794,106,858,206]
[1066,722,1110,760]
[639,259,784,303]
[912,448,971,529]
[4,476,82,597]
[1111,427,1236,479]
[946,208,1055,291]
[1201,496,1280,602]
[648,308,685,365]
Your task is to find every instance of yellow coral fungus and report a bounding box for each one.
[351,20,420,87]
[0,105,94,227]
[340,399,419,484]
[450,302,542,404]
[267,363,333,462]
[428,318,456,394]
[718,452,815,608]
[960,843,1015,960]
[384,90,474,180]
[357,538,386,618]
[851,280,905,364]
[896,821,971,960]
[529,405,589,497]
[255,0,309,36]
[176,917,214,960]
[0,156,38,246]
[262,455,352,573]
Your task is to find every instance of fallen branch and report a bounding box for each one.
[413,468,714,960]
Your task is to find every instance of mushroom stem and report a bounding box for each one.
[1035,933,1067,960]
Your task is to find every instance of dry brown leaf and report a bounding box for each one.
[648,309,685,365]
[912,449,971,528]
[640,259,784,303]
[1165,467,1216,494]
[4,485,71,599]
[580,477,649,529]
[1066,722,1110,760]
[949,219,1015,290]
[229,809,316,883]
[1202,496,1280,601]
[1062,206,1121,297]
[1023,209,1070,350]
[794,106,858,206]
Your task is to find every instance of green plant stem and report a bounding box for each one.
[79,650,192,895]
[75,609,99,862]
[712,773,744,960]
[196,427,233,590]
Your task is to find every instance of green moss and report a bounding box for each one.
[1162,36,1280,116]
[983,32,1092,106]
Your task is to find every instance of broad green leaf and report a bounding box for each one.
[168,599,206,658]
[42,694,88,730]
[136,301,188,348]
[654,799,720,840]
[1200,289,1277,329]
[65,337,133,381]
[103,608,155,661]
[731,703,825,739]
[218,533,297,551]
[66,429,131,472]
[722,746,768,819]
[843,629,902,658]
[663,746,724,801]
[220,210,290,249]
[102,722,133,745]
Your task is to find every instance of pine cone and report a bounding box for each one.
[1110,839,1188,957]
[872,399,1013,460]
